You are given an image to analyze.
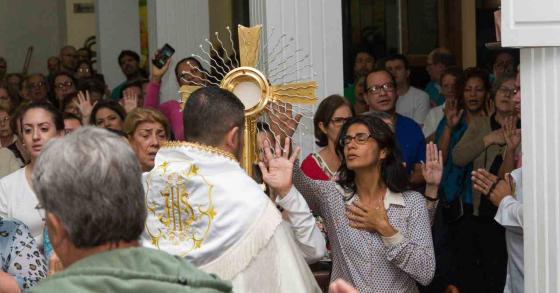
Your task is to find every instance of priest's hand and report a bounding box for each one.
[346,200,397,237]
[258,137,301,198]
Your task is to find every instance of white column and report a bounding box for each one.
[95,0,140,90]
[147,0,209,102]
[250,0,344,157]
[502,1,560,291]
[520,47,560,292]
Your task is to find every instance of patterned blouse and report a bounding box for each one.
[293,166,435,292]
[0,218,47,290]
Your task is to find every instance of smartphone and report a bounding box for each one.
[152,43,175,69]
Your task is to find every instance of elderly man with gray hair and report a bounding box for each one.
[28,127,232,293]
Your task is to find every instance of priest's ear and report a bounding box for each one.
[223,126,242,153]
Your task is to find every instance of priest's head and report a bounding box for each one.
[183,87,245,160]
[32,127,146,268]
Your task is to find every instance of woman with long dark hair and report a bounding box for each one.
[290,115,436,292]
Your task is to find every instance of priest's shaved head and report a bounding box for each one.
[183,87,245,159]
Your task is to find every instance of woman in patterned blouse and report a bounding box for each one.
[293,115,436,292]
[0,217,47,292]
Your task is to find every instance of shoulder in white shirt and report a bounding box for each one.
[396,86,430,125]
[0,167,44,246]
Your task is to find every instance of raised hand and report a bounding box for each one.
[151,51,171,84]
[121,89,139,114]
[266,101,303,142]
[443,98,463,128]
[422,142,443,201]
[471,168,513,207]
[422,142,444,187]
[258,137,301,198]
[484,129,506,147]
[485,96,495,116]
[503,115,521,151]
[74,91,96,124]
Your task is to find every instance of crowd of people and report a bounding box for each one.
[0,42,523,293]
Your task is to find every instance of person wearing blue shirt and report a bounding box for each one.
[363,69,425,185]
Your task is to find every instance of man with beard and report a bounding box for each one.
[363,69,426,186]
[142,87,322,292]
[111,50,145,100]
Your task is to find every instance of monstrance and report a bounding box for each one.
[178,25,317,177]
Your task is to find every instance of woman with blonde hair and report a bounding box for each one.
[124,108,170,172]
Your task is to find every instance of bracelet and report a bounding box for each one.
[423,194,439,202]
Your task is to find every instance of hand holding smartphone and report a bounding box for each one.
[152,43,175,69]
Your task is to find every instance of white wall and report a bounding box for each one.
[0,0,66,74]
[65,0,96,49]
[250,0,344,157]
[95,0,140,91]
[148,0,210,102]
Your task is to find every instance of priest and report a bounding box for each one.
[141,87,322,292]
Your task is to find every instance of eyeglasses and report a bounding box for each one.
[340,133,373,146]
[55,81,73,89]
[366,83,395,95]
[330,117,350,126]
[78,67,91,73]
[0,116,9,124]
[498,86,520,97]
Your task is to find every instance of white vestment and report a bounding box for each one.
[141,142,321,292]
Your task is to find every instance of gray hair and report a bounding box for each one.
[32,126,146,248]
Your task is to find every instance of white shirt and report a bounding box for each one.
[276,186,327,263]
[495,168,523,293]
[396,86,431,125]
[422,104,445,138]
[0,167,45,246]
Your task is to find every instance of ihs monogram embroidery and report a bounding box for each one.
[145,161,215,256]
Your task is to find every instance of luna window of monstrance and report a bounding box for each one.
[178,25,318,177]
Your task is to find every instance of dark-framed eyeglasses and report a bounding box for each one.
[340,133,373,146]
[55,81,73,89]
[366,83,395,95]
[498,86,520,97]
[330,117,350,126]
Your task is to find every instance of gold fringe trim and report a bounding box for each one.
[162,141,238,162]
[199,199,282,280]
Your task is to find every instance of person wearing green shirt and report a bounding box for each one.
[29,127,232,293]
[344,48,374,106]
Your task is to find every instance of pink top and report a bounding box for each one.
[144,81,184,141]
